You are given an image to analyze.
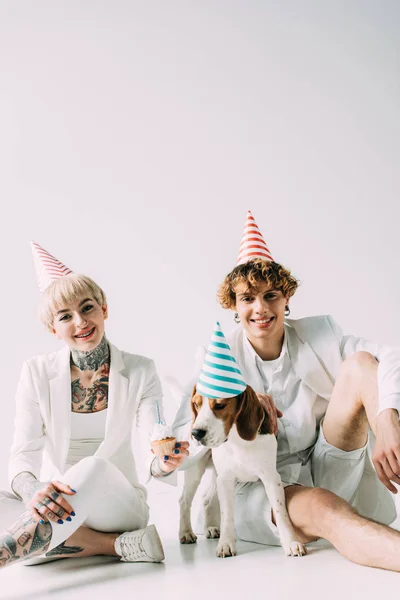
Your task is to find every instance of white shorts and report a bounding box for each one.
[234,425,368,545]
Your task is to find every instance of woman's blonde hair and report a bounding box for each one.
[217,258,299,310]
[40,273,107,332]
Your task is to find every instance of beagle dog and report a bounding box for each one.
[179,385,307,558]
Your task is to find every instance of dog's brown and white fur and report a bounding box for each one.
[179,385,307,558]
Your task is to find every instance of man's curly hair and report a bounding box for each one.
[217,258,299,310]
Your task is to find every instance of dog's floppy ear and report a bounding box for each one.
[190,385,199,421]
[235,386,265,441]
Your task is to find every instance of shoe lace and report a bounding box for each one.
[121,533,147,560]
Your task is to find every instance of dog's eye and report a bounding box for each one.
[214,404,226,411]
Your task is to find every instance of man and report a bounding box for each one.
[173,211,400,571]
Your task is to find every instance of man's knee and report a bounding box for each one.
[300,487,355,527]
[287,486,348,523]
[306,487,338,514]
[340,351,378,379]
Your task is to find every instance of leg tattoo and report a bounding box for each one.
[46,541,84,557]
[0,511,52,567]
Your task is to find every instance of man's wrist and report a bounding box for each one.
[376,408,399,429]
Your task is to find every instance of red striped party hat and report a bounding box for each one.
[237,210,274,265]
[31,241,73,293]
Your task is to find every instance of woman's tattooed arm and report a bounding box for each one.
[12,472,42,503]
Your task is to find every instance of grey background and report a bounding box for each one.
[0,0,399,490]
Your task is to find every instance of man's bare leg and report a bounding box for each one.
[284,485,400,572]
[322,351,400,492]
[323,351,378,449]
[277,351,400,571]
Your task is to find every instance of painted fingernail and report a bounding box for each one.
[174,449,180,454]
[71,511,76,517]
[39,519,45,525]
[57,519,64,524]
[175,442,181,448]
[71,489,77,493]
[66,517,72,522]
[164,456,169,461]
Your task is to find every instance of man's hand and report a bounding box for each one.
[255,393,283,436]
[373,409,400,493]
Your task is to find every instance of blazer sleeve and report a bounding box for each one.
[328,316,400,415]
[9,361,45,486]
[172,344,210,468]
[135,359,177,486]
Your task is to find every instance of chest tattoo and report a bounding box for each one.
[71,363,110,412]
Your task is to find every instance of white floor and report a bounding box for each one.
[1,482,399,600]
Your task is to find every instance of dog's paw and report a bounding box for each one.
[205,526,220,539]
[179,530,197,544]
[282,540,307,557]
[216,539,236,558]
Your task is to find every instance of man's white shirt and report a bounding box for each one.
[244,333,326,486]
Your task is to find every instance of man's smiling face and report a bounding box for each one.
[234,282,288,345]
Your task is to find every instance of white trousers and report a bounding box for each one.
[0,457,149,556]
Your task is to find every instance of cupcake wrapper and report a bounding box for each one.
[151,438,176,457]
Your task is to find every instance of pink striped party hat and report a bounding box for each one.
[31,241,73,293]
[237,210,274,265]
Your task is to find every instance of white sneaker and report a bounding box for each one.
[114,524,165,563]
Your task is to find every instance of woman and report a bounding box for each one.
[0,243,188,567]
[173,211,400,572]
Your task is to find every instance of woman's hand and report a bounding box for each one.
[157,441,190,475]
[25,480,77,524]
[255,393,283,436]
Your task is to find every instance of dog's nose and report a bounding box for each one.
[191,429,207,441]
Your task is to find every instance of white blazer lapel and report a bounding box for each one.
[95,343,129,457]
[48,347,72,472]
[285,325,334,399]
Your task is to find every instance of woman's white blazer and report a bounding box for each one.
[9,343,164,489]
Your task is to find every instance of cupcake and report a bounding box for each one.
[151,423,176,457]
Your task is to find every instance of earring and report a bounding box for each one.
[234,313,240,324]
[285,305,290,317]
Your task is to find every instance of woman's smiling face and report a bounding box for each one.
[52,295,108,351]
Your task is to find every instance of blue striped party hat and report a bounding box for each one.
[197,322,247,399]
